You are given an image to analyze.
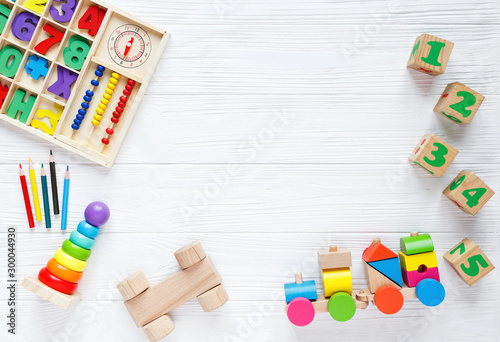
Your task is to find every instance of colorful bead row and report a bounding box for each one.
[101,79,136,145]
[37,219,100,295]
[91,72,120,126]
[71,65,105,130]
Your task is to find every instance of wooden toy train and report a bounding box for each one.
[284,233,446,326]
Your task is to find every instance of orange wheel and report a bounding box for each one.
[374,285,404,315]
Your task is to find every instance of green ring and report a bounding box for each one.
[328,292,356,322]
[62,239,91,261]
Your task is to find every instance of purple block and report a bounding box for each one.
[47,65,78,100]
[12,12,39,41]
[50,0,77,23]
[402,266,440,288]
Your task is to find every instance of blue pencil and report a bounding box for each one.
[61,166,70,230]
[40,165,51,228]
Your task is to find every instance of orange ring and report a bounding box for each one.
[46,258,83,284]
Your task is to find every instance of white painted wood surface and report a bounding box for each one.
[1,0,499,341]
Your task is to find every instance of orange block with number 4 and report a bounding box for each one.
[434,82,485,125]
[444,238,495,286]
[409,134,458,177]
[443,171,495,216]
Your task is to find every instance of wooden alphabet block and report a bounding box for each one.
[444,238,495,286]
[407,33,454,76]
[318,245,352,270]
[443,171,495,215]
[117,241,227,341]
[409,134,458,177]
[434,82,485,125]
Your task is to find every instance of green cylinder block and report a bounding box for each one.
[400,233,434,255]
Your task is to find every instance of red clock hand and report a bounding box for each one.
[124,37,134,56]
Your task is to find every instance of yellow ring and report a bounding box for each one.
[54,248,87,272]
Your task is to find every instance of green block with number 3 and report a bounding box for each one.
[409,134,458,177]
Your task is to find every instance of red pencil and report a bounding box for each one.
[19,164,35,228]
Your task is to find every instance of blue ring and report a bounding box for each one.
[77,220,100,239]
[69,230,95,250]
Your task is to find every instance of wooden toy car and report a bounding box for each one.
[117,241,229,341]
[284,233,446,326]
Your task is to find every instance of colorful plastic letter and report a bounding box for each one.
[47,65,78,100]
[6,89,36,123]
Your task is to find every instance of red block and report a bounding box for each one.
[362,240,398,263]
[402,266,440,287]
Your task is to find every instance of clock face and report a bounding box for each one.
[108,24,152,68]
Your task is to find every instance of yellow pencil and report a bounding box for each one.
[29,158,42,222]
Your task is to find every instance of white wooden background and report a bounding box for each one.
[1,0,500,341]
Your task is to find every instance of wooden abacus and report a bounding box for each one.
[0,0,170,167]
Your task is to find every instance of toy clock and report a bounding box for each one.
[0,0,169,167]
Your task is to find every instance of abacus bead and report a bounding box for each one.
[96,108,104,115]
[73,119,82,125]
[120,96,128,103]
[81,102,89,109]
[111,72,120,79]
[111,117,119,123]
[94,114,102,121]
[97,65,105,72]
[95,70,103,77]
[106,128,114,134]
[91,80,99,86]
[91,119,100,126]
[115,106,123,114]
[103,93,111,100]
[98,103,107,110]
[71,123,80,130]
[107,83,116,90]
[110,78,118,85]
[118,101,126,108]
[125,84,133,91]
[113,111,121,118]
[78,108,86,115]
[123,90,131,96]
[86,90,94,97]
[105,88,114,95]
[101,98,109,105]
[76,114,84,120]
[102,138,109,145]
[127,79,135,86]
[83,95,92,102]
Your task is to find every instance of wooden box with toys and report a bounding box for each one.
[0,0,169,167]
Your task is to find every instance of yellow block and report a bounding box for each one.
[321,267,352,297]
[399,251,438,272]
[54,248,87,272]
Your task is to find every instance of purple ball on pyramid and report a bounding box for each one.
[84,201,110,227]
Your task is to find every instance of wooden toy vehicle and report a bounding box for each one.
[117,241,229,342]
[284,233,446,326]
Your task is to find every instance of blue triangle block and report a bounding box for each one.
[368,257,403,287]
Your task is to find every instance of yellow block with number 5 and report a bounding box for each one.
[399,251,438,272]
[321,268,352,297]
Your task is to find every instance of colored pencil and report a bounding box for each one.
[49,150,60,215]
[41,165,51,229]
[19,165,35,228]
[61,166,70,230]
[29,158,42,222]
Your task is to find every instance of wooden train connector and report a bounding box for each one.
[284,245,367,326]
[443,170,495,215]
[21,202,110,309]
[407,33,454,76]
[444,238,495,286]
[117,241,229,342]
[0,0,170,167]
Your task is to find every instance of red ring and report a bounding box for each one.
[38,267,78,295]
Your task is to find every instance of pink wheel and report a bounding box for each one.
[374,285,404,315]
[287,297,315,326]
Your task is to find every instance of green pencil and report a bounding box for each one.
[41,165,51,228]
